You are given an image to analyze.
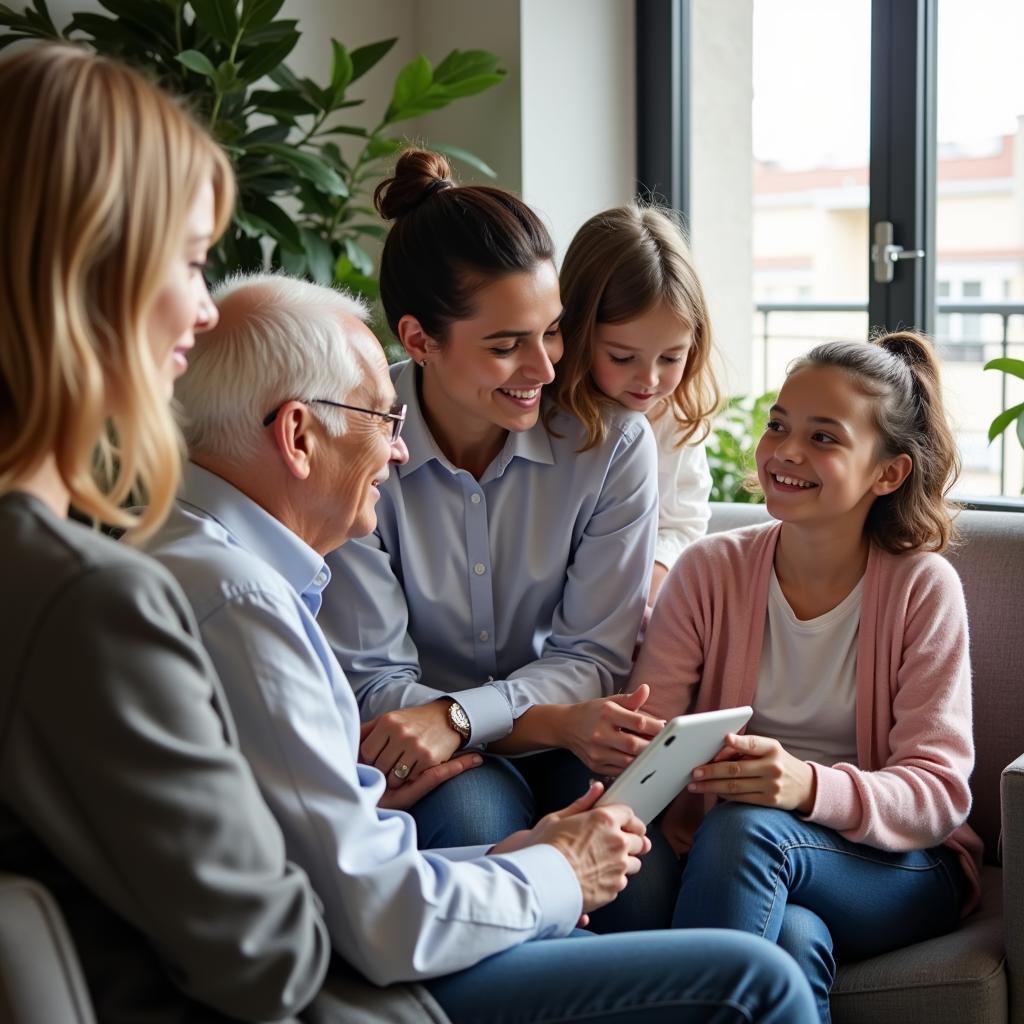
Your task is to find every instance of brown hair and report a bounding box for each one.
[0,44,234,539]
[552,204,720,450]
[373,149,555,340]
[789,330,960,553]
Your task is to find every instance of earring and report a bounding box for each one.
[419,359,427,368]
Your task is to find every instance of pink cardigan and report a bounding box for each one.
[632,520,984,913]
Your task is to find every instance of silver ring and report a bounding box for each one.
[393,762,411,780]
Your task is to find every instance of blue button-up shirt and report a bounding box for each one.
[143,463,581,985]
[321,360,659,746]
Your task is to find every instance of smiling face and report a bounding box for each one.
[591,303,692,413]
[418,262,563,455]
[755,364,903,533]
[146,179,218,398]
[326,316,409,543]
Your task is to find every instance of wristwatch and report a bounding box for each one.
[446,699,471,747]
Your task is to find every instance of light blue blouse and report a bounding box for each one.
[321,360,659,746]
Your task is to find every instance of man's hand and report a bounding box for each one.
[563,684,665,776]
[686,732,816,813]
[376,753,482,810]
[490,782,650,917]
[359,700,463,790]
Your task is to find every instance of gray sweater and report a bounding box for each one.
[0,492,333,1022]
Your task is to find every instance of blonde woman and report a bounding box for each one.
[0,45,334,1022]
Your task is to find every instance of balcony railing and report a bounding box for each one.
[753,300,1024,497]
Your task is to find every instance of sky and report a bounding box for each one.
[752,0,1024,168]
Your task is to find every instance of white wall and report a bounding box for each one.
[520,0,636,258]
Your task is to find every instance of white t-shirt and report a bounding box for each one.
[747,568,862,767]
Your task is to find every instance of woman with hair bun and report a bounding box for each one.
[321,150,667,855]
[0,44,333,1021]
[632,331,983,1021]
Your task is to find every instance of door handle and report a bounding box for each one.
[871,220,925,283]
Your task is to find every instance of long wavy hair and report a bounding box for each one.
[553,204,720,451]
[0,44,234,538]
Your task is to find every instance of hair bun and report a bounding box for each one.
[373,148,455,221]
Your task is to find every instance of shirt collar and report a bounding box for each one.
[178,462,329,606]
[392,359,555,481]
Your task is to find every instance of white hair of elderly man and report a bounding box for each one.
[176,272,372,462]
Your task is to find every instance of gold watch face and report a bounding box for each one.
[450,702,471,735]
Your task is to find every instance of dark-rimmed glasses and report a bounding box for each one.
[262,399,407,442]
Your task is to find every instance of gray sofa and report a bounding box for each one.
[1,504,1021,1024]
[707,503,1024,1024]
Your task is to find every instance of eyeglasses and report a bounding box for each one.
[262,399,407,442]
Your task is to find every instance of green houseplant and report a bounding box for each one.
[984,357,1024,455]
[706,391,776,503]
[0,0,506,302]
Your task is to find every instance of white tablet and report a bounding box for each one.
[595,705,753,824]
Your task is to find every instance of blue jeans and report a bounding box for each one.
[426,928,818,1023]
[673,802,967,1023]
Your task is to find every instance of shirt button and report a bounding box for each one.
[478,630,489,642]
[473,562,487,576]
[470,493,482,505]
[313,572,327,586]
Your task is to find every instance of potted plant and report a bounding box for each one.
[0,0,505,305]
[984,357,1024,455]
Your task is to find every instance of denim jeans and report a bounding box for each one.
[672,802,967,1023]
[426,928,818,1024]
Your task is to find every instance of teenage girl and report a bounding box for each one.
[556,204,719,602]
[631,331,983,1022]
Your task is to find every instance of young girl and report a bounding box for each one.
[631,331,983,1022]
[555,204,719,602]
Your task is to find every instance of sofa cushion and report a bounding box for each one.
[831,864,1006,1024]
[0,872,95,1024]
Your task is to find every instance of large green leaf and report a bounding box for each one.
[349,37,395,83]
[236,195,303,252]
[387,54,431,118]
[249,88,318,118]
[301,228,335,284]
[438,73,505,99]
[328,38,353,105]
[987,401,1024,442]
[364,135,402,160]
[250,142,348,195]
[240,18,297,46]
[984,357,1024,381]
[238,31,297,82]
[344,237,373,276]
[176,48,216,77]
[240,0,283,31]
[239,122,291,146]
[190,0,238,45]
[432,49,501,85]
[430,142,496,178]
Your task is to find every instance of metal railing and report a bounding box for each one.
[754,300,1024,496]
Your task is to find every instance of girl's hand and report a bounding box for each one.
[686,732,816,813]
[564,684,666,776]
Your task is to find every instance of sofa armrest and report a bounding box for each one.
[1002,753,1024,1024]
[0,872,96,1024]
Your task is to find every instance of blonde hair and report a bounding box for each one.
[553,204,720,450]
[0,44,234,539]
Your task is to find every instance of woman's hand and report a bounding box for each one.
[376,752,482,810]
[359,700,463,790]
[563,684,665,776]
[686,732,816,813]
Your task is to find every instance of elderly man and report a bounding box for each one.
[143,272,815,1024]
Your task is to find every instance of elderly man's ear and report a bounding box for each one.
[397,315,441,367]
[266,401,318,481]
